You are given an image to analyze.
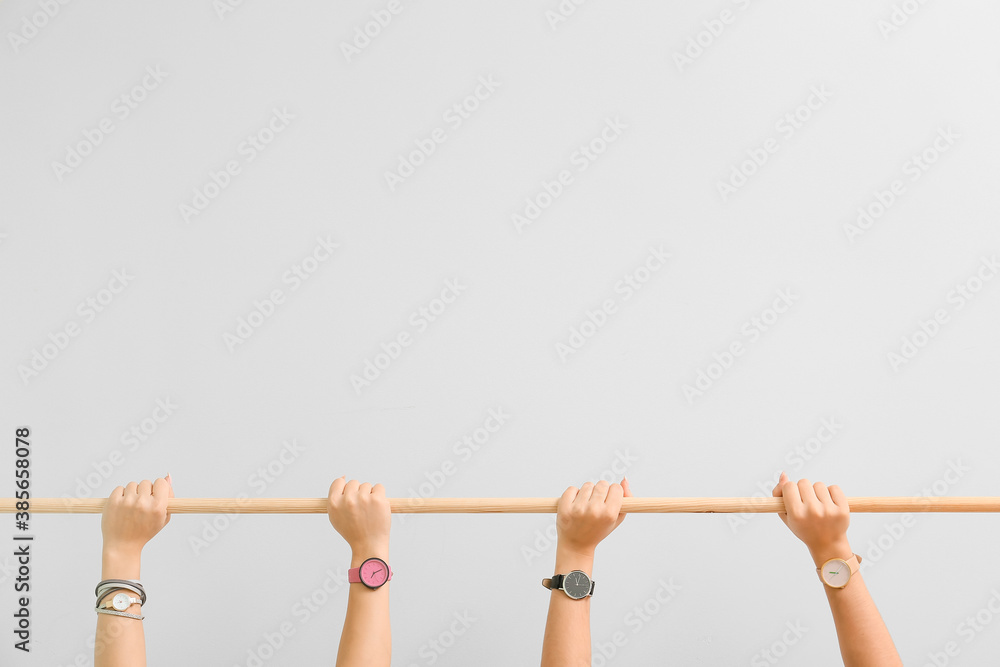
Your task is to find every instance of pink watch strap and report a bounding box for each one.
[348,562,393,584]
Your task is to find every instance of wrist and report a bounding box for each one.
[556,541,596,559]
[808,538,853,567]
[349,541,389,567]
[555,545,595,576]
[101,545,142,579]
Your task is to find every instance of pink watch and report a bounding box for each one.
[348,557,392,589]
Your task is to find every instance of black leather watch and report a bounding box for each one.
[542,570,594,599]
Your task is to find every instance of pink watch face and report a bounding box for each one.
[360,558,389,588]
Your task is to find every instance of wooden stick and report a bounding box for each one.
[2,497,1000,514]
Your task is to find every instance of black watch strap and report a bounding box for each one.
[541,573,595,596]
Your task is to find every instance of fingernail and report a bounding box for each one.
[166,473,172,483]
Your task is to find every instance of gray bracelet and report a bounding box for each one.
[96,608,144,621]
[96,583,145,608]
[96,579,146,605]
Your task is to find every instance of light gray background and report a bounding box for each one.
[2,1,1000,665]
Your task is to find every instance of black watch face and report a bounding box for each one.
[563,571,591,599]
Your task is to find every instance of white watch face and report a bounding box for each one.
[113,593,131,611]
[821,559,851,588]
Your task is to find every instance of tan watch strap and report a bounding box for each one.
[100,594,141,610]
[816,553,863,588]
[849,553,862,572]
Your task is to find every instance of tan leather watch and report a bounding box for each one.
[816,553,862,589]
[99,592,143,612]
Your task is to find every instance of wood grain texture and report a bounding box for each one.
[3,496,1000,513]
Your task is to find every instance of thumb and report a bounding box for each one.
[772,471,788,526]
[164,473,174,524]
[614,477,631,529]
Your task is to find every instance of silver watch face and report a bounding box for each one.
[563,571,592,599]
[113,593,131,611]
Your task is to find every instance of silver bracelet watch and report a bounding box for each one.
[99,592,143,612]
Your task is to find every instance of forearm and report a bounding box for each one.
[540,547,594,667]
[95,548,146,667]
[811,542,902,667]
[337,547,391,667]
